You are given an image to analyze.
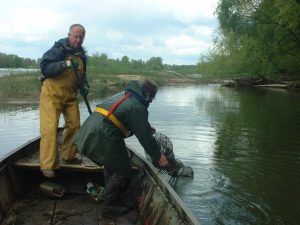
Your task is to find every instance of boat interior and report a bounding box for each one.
[0,137,199,225]
[1,144,140,225]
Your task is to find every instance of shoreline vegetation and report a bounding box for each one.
[222,75,300,90]
[0,70,206,104]
[0,52,207,104]
[1,70,299,105]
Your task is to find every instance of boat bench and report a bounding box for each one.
[14,151,104,172]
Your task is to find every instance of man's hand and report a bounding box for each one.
[158,154,168,167]
[151,126,156,134]
[80,83,89,97]
[65,59,79,69]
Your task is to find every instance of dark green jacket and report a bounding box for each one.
[73,81,161,176]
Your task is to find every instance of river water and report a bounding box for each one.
[0,84,299,225]
[0,68,39,77]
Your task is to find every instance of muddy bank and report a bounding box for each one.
[223,75,300,90]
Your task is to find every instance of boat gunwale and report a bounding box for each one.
[0,136,40,164]
[126,144,200,225]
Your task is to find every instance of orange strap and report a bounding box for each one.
[107,93,130,116]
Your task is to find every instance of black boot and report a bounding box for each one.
[102,172,129,217]
[119,179,136,210]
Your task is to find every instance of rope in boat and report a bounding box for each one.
[49,200,57,225]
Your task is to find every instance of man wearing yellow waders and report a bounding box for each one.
[39,24,89,178]
[73,80,168,217]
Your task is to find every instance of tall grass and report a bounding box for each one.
[0,72,41,100]
[0,69,173,102]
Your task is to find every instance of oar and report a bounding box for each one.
[70,59,92,115]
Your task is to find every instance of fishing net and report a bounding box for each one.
[152,133,194,185]
[153,133,174,159]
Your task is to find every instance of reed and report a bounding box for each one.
[0,70,172,102]
[0,72,41,101]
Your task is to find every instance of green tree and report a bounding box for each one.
[121,55,129,64]
[0,52,37,68]
[146,57,164,71]
[198,0,300,79]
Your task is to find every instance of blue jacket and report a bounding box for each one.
[40,38,87,83]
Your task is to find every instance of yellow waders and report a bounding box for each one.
[39,56,84,170]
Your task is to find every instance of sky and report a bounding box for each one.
[0,0,219,65]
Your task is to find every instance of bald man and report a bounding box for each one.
[39,24,89,178]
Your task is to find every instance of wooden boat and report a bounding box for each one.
[0,136,200,225]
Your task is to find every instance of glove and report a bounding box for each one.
[80,83,89,97]
[65,59,79,69]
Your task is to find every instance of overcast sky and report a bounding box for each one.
[0,0,219,65]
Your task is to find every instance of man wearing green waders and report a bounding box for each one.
[73,79,168,217]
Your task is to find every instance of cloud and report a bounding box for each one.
[0,1,64,40]
[166,34,206,54]
[0,0,218,65]
[142,0,217,22]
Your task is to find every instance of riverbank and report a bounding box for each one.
[222,75,300,91]
[0,72,203,104]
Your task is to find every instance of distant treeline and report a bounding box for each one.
[88,53,164,75]
[0,51,196,75]
[197,0,300,79]
[0,53,38,68]
[0,52,197,100]
[88,53,196,75]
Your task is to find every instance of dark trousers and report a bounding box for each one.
[103,169,136,212]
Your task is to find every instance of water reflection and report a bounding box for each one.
[0,85,299,225]
[197,87,300,225]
